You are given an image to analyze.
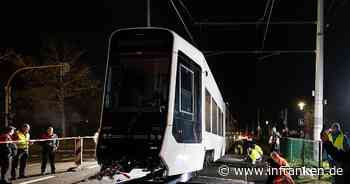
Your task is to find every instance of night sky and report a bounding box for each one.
[1,0,350,133]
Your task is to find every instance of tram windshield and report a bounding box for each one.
[105,55,171,110]
[102,29,173,134]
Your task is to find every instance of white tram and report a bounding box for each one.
[97,27,228,179]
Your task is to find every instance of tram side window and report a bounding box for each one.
[212,99,218,134]
[225,111,230,135]
[218,108,222,136]
[222,111,225,136]
[223,112,225,136]
[205,89,211,132]
[219,109,223,136]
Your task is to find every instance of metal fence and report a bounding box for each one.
[0,136,97,173]
[280,137,322,168]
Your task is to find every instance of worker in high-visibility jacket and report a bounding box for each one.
[321,129,348,184]
[11,123,31,179]
[326,123,349,184]
[328,122,350,152]
[325,123,350,167]
[247,143,263,165]
[253,144,263,156]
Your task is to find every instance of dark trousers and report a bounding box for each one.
[0,156,11,182]
[11,149,28,178]
[270,143,280,153]
[41,147,55,173]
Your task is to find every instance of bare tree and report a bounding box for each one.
[15,40,101,136]
[0,49,28,84]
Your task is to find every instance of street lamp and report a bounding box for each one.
[298,102,306,111]
[4,63,70,127]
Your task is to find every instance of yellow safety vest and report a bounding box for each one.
[328,132,344,151]
[248,148,261,161]
[16,131,30,150]
[254,145,263,156]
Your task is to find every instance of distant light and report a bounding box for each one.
[266,121,269,125]
[298,102,306,111]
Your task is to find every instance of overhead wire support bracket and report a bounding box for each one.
[261,0,276,50]
[169,0,198,48]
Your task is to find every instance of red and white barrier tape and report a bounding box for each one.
[0,136,95,144]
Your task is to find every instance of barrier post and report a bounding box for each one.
[81,137,84,166]
[74,137,84,167]
[67,136,96,172]
[318,140,322,180]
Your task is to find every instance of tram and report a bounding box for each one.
[96,27,229,179]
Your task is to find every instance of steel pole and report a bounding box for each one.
[4,64,67,127]
[314,0,324,141]
[4,86,9,127]
[147,0,151,27]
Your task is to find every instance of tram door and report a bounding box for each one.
[172,50,203,171]
[172,50,202,143]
